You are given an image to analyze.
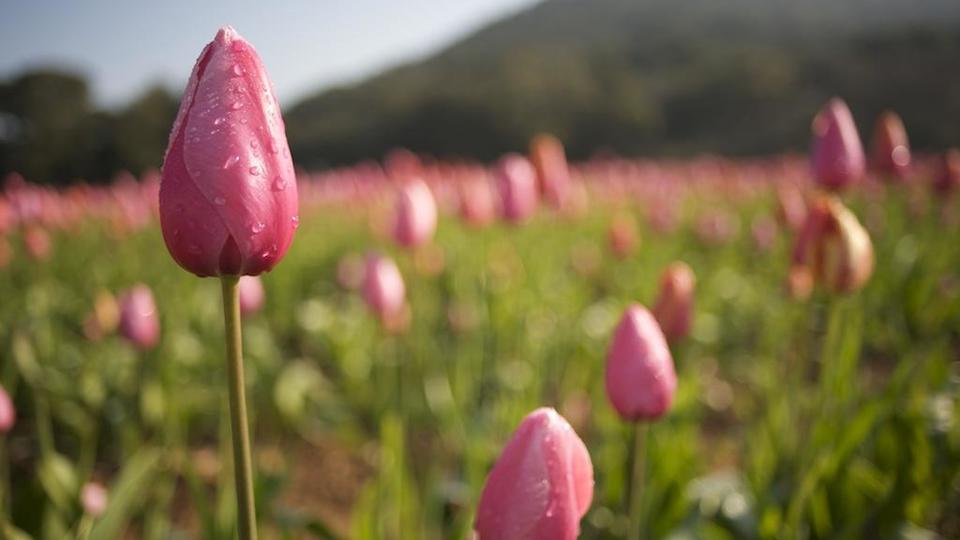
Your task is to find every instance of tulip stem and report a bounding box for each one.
[628,423,648,540]
[221,276,258,540]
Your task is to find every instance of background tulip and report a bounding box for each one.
[934,148,960,195]
[363,253,406,321]
[459,176,497,227]
[871,111,911,180]
[812,197,874,294]
[606,305,677,421]
[238,275,265,317]
[0,383,14,433]
[529,133,571,210]
[811,98,865,191]
[496,154,539,224]
[475,407,593,540]
[81,482,108,517]
[652,262,696,342]
[119,284,160,350]
[608,212,639,258]
[159,26,298,277]
[392,179,437,248]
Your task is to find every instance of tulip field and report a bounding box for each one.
[2,26,960,540]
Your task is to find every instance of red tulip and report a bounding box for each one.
[159,26,298,277]
[934,149,960,195]
[495,154,539,224]
[608,212,639,258]
[363,253,406,321]
[811,98,865,191]
[81,482,108,517]
[238,275,265,317]
[652,262,696,342]
[529,134,571,210]
[870,111,911,180]
[119,285,160,350]
[475,408,593,540]
[392,179,437,248]
[606,305,677,421]
[0,383,14,434]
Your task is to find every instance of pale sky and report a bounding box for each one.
[0,0,541,108]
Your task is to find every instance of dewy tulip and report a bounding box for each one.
[652,262,696,342]
[238,275,265,317]
[0,383,14,434]
[606,305,677,421]
[159,26,298,277]
[475,408,593,540]
[811,98,865,191]
[118,284,160,350]
[495,154,539,224]
[792,195,874,294]
[392,179,437,248]
[871,111,911,180]
[363,253,406,321]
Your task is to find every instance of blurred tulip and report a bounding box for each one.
[606,305,677,421]
[786,265,814,301]
[775,183,807,232]
[751,215,778,251]
[384,148,423,181]
[793,195,874,294]
[811,98,865,191]
[238,275,265,317]
[459,176,497,227]
[119,284,160,350]
[336,253,366,290]
[695,211,739,245]
[495,154,539,224]
[608,212,639,258]
[871,111,911,180]
[0,383,14,433]
[83,290,120,341]
[652,262,696,342]
[529,134,571,210]
[392,179,437,248]
[81,482,108,517]
[23,225,51,261]
[475,407,593,540]
[363,253,406,322]
[934,148,960,195]
[159,26,298,277]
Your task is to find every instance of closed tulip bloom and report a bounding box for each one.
[652,262,696,342]
[0,383,14,433]
[363,254,406,321]
[238,275,265,317]
[119,284,160,350]
[475,408,594,540]
[529,134,571,210]
[793,195,874,294]
[159,26,298,277]
[811,98,865,191]
[393,179,437,248]
[871,111,911,180]
[83,290,120,341]
[606,305,677,421]
[495,154,539,224]
[934,148,960,195]
[459,176,497,227]
[81,482,109,517]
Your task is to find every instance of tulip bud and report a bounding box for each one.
[811,98,865,191]
[0,383,14,434]
[159,26,298,277]
[870,111,911,180]
[495,154,539,224]
[475,408,593,540]
[392,179,437,248]
[933,148,960,195]
[606,305,677,421]
[459,176,497,228]
[363,254,406,322]
[118,285,160,350]
[529,134,571,210]
[238,275,265,317]
[608,212,639,258]
[81,482,108,517]
[652,262,696,342]
[792,195,874,294]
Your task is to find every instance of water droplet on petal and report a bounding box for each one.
[229,101,243,111]
[213,196,226,206]
[249,166,260,176]
[267,139,280,154]
[213,116,226,126]
[222,155,240,170]
[250,140,259,149]
[186,243,202,254]
[250,221,266,234]
[231,63,243,76]
[291,215,299,229]
[191,136,201,143]
[271,176,286,191]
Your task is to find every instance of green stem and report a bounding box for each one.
[220,276,258,540]
[628,423,648,540]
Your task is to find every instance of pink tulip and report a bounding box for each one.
[0,383,14,434]
[605,305,677,421]
[459,177,497,227]
[81,482,108,517]
[475,407,593,540]
[119,285,160,350]
[238,275,265,317]
[871,111,911,180]
[495,154,539,224]
[529,134,571,210]
[159,26,298,277]
[775,184,807,232]
[934,149,960,195]
[652,263,696,342]
[363,254,406,321]
[811,98,865,191]
[392,179,437,248]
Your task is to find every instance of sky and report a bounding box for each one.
[0,0,541,109]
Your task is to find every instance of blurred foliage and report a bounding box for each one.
[3,0,960,184]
